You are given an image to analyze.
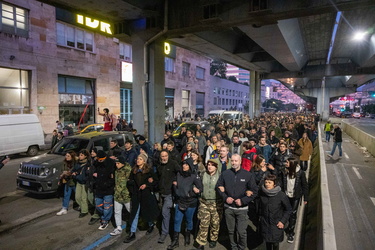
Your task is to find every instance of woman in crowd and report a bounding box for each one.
[239,131,249,142]
[71,149,91,218]
[281,157,308,244]
[97,108,112,131]
[181,142,195,161]
[168,158,203,249]
[195,158,222,249]
[124,154,159,243]
[298,132,313,171]
[56,150,77,215]
[191,150,205,174]
[259,174,292,250]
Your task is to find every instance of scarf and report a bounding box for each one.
[262,185,281,197]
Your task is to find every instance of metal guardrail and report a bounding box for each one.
[318,122,337,249]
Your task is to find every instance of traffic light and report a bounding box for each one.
[369,91,375,97]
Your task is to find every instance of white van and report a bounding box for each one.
[0,114,45,156]
[208,110,225,119]
[222,111,243,121]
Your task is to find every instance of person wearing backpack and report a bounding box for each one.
[241,141,257,171]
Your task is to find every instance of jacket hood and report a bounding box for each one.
[182,157,194,172]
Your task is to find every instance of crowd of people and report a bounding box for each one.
[55,112,317,250]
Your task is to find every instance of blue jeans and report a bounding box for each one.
[330,142,342,157]
[95,194,114,222]
[174,204,196,232]
[325,131,331,142]
[62,185,76,209]
[161,194,173,235]
[130,205,140,233]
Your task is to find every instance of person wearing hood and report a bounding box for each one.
[281,157,308,244]
[195,158,223,249]
[259,174,292,250]
[168,158,203,250]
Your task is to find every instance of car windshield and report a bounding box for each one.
[51,138,90,155]
[223,113,238,120]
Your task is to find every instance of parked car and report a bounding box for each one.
[352,112,361,119]
[75,123,104,134]
[17,131,134,194]
[369,114,375,119]
[0,114,45,157]
[340,111,352,118]
[172,121,211,150]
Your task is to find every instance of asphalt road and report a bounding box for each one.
[332,117,375,135]
[321,121,375,250]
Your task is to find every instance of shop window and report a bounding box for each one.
[0,68,29,113]
[120,88,132,122]
[196,66,205,80]
[0,2,28,37]
[56,22,94,52]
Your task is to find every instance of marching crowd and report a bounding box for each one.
[56,111,317,250]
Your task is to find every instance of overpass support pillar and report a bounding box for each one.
[132,36,165,143]
[301,86,355,121]
[249,71,261,119]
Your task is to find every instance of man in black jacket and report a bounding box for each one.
[216,154,258,250]
[327,124,343,159]
[122,140,137,166]
[156,150,180,243]
[94,150,116,230]
[108,139,124,160]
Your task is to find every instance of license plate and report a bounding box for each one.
[22,181,30,186]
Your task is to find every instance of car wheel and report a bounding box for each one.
[27,146,39,156]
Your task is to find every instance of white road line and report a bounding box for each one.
[371,197,375,207]
[344,152,349,159]
[352,167,363,179]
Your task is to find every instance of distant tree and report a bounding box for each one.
[210,60,227,78]
[228,76,239,83]
[363,104,375,114]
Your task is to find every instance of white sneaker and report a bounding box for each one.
[98,222,109,230]
[327,154,333,158]
[110,228,122,236]
[56,208,67,216]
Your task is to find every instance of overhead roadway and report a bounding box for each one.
[41,0,375,104]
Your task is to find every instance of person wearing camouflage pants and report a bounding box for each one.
[195,158,223,248]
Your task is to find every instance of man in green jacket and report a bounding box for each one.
[110,156,132,236]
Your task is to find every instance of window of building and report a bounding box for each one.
[214,97,217,105]
[56,22,94,52]
[0,2,28,37]
[120,88,132,122]
[226,89,229,96]
[218,97,221,105]
[221,89,224,95]
[165,57,175,72]
[58,76,95,125]
[0,68,29,114]
[226,99,228,105]
[182,90,190,111]
[196,66,205,80]
[182,62,190,76]
[119,42,132,61]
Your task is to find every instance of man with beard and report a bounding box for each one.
[228,135,243,156]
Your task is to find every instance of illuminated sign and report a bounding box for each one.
[164,42,176,58]
[121,62,133,82]
[77,14,112,35]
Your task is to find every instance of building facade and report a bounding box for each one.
[0,0,127,132]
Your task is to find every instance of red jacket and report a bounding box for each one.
[241,148,257,171]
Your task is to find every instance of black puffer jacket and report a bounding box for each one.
[281,167,309,202]
[94,157,115,196]
[270,149,293,175]
[259,186,292,243]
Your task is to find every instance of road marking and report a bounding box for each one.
[352,167,362,179]
[371,197,375,207]
[82,224,127,250]
[344,152,349,159]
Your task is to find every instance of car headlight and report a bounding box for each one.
[18,163,22,175]
[40,167,50,176]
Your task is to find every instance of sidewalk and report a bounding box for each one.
[320,121,375,250]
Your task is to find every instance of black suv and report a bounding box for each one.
[17,131,134,194]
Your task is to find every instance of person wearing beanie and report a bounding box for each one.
[124,154,159,243]
[138,135,152,156]
[93,150,116,230]
[110,156,132,236]
[195,158,223,249]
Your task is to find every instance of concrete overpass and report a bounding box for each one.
[40,0,375,140]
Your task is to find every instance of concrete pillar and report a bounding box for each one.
[249,70,261,118]
[131,35,146,135]
[301,86,355,121]
[148,39,165,144]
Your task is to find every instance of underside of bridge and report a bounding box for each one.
[41,0,375,105]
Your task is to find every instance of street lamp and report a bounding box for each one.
[353,31,368,41]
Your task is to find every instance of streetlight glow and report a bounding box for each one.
[353,31,367,41]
